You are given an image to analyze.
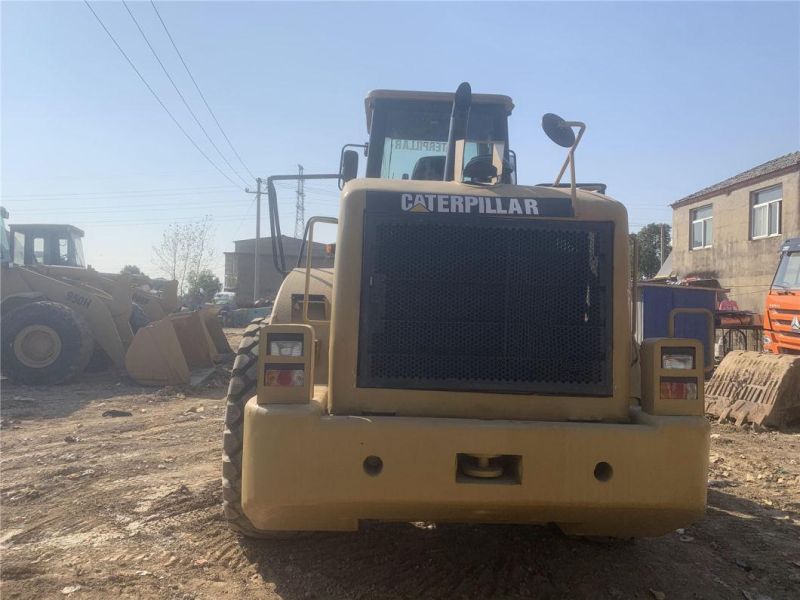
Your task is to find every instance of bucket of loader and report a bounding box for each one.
[705,350,800,428]
[124,308,232,386]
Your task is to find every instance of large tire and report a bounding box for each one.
[1,301,94,385]
[222,317,270,536]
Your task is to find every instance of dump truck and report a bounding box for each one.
[0,213,231,386]
[222,83,710,538]
[705,238,800,428]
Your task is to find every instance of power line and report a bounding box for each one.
[83,1,243,190]
[37,213,254,227]
[10,201,243,215]
[121,0,250,188]
[1,184,236,199]
[150,0,257,181]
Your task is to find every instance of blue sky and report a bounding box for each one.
[2,1,798,279]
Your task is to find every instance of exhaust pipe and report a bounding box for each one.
[443,82,472,182]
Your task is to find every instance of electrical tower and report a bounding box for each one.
[295,164,305,238]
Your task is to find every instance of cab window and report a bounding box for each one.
[73,236,86,267]
[773,252,800,290]
[32,237,45,264]
[13,232,25,264]
[368,100,509,181]
[59,238,71,265]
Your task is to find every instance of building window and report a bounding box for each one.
[751,185,781,239]
[690,204,713,249]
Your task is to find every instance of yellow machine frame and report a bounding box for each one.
[229,87,710,538]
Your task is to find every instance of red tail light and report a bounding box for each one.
[659,378,698,400]
[264,365,305,387]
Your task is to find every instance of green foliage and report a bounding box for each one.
[120,264,143,276]
[631,223,672,280]
[186,269,221,303]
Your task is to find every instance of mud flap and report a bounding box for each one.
[705,351,800,428]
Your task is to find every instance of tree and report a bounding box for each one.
[631,223,672,280]
[121,264,144,276]
[152,216,214,294]
[186,269,221,305]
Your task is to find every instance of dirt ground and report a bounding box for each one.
[1,329,799,600]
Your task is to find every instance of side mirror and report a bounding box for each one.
[542,113,576,148]
[541,113,587,203]
[340,150,359,183]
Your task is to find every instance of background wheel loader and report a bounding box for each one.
[705,238,800,428]
[222,83,710,539]
[0,209,231,386]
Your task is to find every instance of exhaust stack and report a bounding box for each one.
[443,82,472,181]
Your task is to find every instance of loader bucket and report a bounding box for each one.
[124,310,227,386]
[705,350,800,428]
[125,318,191,386]
[199,306,233,358]
[167,311,218,368]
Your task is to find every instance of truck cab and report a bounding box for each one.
[763,237,800,354]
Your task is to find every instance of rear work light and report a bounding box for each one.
[269,339,303,357]
[661,348,695,370]
[268,333,304,357]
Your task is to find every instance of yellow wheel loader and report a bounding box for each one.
[1,212,231,386]
[7,223,180,321]
[221,84,710,539]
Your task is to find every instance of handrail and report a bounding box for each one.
[303,216,338,324]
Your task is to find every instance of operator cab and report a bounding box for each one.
[8,224,86,268]
[771,238,800,293]
[364,90,515,184]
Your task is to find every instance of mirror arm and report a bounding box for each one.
[266,179,286,276]
[552,121,586,203]
[265,173,342,276]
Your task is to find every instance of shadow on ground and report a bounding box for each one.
[235,490,799,600]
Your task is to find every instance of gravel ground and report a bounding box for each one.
[1,329,798,600]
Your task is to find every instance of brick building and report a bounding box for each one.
[670,152,800,313]
[224,235,331,304]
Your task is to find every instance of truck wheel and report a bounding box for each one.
[129,302,150,334]
[222,317,270,536]
[1,301,94,385]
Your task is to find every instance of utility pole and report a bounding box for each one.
[295,164,304,239]
[659,224,665,266]
[244,178,262,303]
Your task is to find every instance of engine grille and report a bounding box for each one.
[357,212,614,395]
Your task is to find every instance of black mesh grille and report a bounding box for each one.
[357,214,614,395]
